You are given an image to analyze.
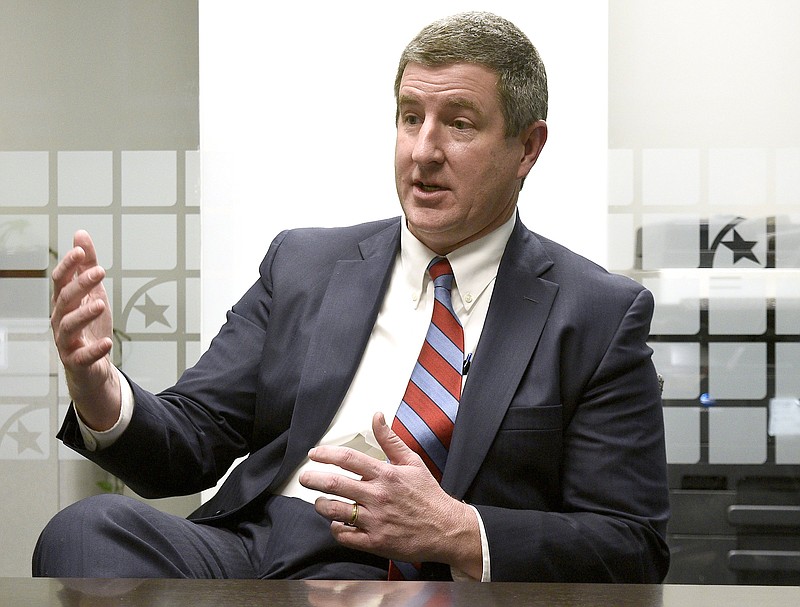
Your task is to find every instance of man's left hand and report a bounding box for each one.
[299,412,482,578]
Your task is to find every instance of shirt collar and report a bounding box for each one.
[400,212,516,311]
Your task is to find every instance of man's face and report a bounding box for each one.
[394,62,541,254]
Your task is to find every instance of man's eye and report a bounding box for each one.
[452,119,470,130]
[404,114,421,125]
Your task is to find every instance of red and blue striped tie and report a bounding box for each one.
[389,257,464,580]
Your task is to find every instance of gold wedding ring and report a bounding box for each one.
[346,502,359,527]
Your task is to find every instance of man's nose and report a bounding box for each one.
[411,121,445,165]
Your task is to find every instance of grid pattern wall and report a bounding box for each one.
[0,150,201,462]
[608,146,800,467]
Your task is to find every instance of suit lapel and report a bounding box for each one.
[272,222,401,487]
[442,220,559,498]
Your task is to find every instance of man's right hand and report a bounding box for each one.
[51,230,121,431]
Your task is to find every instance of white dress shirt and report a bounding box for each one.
[78,212,516,581]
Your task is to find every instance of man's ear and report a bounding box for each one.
[517,120,548,181]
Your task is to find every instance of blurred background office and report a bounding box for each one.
[1,0,799,582]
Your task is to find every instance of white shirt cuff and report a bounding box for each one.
[450,504,491,582]
[75,367,134,451]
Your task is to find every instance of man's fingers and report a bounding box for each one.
[52,262,106,317]
[314,497,365,528]
[372,412,420,467]
[52,231,102,300]
[67,335,114,367]
[54,297,106,344]
[72,230,100,266]
[51,246,87,298]
[51,265,108,347]
[306,444,384,480]
[299,466,368,505]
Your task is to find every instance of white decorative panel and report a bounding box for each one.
[663,407,701,464]
[57,151,113,207]
[708,407,767,465]
[642,149,700,206]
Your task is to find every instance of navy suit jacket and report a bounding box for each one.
[60,215,670,582]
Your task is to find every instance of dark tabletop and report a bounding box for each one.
[3,578,799,607]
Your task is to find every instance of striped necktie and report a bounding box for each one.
[389,256,464,580]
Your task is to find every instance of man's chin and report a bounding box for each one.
[405,219,462,254]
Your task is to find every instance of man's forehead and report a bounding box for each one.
[400,61,498,81]
[397,62,499,107]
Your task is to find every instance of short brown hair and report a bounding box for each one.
[394,11,548,137]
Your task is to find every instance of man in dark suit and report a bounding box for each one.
[34,12,670,582]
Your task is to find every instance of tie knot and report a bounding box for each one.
[427,257,454,291]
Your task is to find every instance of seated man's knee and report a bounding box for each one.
[33,494,143,577]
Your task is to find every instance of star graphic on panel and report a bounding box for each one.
[134,294,171,328]
[720,229,760,264]
[8,420,43,455]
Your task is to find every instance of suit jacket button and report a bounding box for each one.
[214,509,224,515]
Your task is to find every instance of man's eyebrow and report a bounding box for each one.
[398,93,422,108]
[397,93,483,114]
[445,96,482,114]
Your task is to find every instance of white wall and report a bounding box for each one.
[199,1,609,347]
[610,0,800,149]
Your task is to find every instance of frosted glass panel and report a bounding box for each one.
[0,406,50,459]
[57,151,113,207]
[0,335,50,397]
[642,149,700,206]
[0,278,49,318]
[122,279,177,333]
[119,341,177,393]
[776,149,800,206]
[185,214,201,271]
[706,216,766,269]
[775,344,800,397]
[641,214,700,270]
[776,435,800,465]
[186,277,201,334]
[0,215,49,270]
[775,271,800,333]
[121,151,177,207]
[0,0,200,577]
[708,274,765,335]
[121,215,177,270]
[663,407,701,464]
[708,407,767,464]
[775,215,800,268]
[643,275,700,335]
[185,150,201,207]
[608,149,634,206]
[709,148,767,206]
[0,152,48,207]
[607,213,634,271]
[708,343,766,400]
[651,342,700,400]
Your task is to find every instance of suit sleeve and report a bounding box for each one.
[474,288,671,582]
[57,231,290,499]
